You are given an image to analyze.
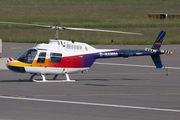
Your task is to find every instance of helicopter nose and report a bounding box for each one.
[6,61,26,73]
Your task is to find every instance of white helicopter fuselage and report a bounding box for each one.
[7,39,118,75]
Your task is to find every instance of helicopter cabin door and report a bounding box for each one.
[49,53,64,74]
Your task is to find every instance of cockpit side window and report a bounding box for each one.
[50,53,62,63]
[15,49,37,64]
[37,52,46,63]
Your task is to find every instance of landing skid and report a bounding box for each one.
[30,73,76,82]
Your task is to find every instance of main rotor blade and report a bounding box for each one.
[0,21,52,28]
[63,27,143,35]
[0,21,143,35]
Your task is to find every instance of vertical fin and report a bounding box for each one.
[151,31,166,50]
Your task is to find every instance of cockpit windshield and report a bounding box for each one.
[15,49,37,63]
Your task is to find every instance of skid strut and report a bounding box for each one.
[30,73,75,82]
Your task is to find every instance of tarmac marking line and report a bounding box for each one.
[28,93,180,97]
[0,95,180,113]
[94,62,180,70]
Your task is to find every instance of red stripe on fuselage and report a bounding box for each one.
[45,54,96,68]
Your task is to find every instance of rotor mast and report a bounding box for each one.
[55,26,59,40]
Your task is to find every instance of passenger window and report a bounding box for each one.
[37,52,46,63]
[50,53,62,63]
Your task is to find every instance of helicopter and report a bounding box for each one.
[0,22,172,82]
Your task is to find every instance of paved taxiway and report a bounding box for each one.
[0,42,180,120]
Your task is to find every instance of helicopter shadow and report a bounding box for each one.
[81,78,149,87]
[76,77,148,81]
[83,83,125,87]
[76,78,130,87]
[0,77,149,83]
[120,78,149,81]
[76,78,111,82]
[0,79,33,82]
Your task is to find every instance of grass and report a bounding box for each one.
[0,0,180,44]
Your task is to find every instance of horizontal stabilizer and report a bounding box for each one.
[145,48,172,54]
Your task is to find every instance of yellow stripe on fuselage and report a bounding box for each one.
[7,59,51,67]
[7,61,32,67]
